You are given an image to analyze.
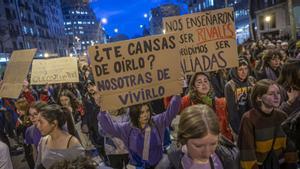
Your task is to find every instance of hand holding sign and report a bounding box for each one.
[88,33,182,110]
[163,7,238,75]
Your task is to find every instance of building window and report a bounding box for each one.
[78,21,82,24]
[12,41,17,50]
[19,42,23,49]
[23,26,27,34]
[30,28,34,35]
[5,8,11,19]
[259,16,265,30]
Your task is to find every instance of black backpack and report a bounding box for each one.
[281,107,300,150]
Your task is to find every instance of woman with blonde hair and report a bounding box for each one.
[168,104,239,169]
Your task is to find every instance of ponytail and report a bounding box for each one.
[61,107,77,137]
[40,104,77,137]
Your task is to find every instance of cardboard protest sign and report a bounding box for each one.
[88,33,182,110]
[163,7,238,74]
[30,57,79,85]
[0,49,37,98]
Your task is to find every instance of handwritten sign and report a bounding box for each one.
[88,33,182,110]
[0,49,37,98]
[30,57,79,85]
[163,7,238,74]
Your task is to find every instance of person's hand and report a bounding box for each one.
[287,88,300,105]
[22,80,30,92]
[92,89,102,109]
[43,83,49,92]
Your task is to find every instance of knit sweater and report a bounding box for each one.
[238,108,298,169]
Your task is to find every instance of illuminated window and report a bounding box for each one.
[78,21,82,24]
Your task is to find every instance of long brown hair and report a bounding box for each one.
[251,79,279,109]
[58,89,80,111]
[129,103,154,129]
[277,59,300,91]
[39,104,77,137]
[188,72,213,105]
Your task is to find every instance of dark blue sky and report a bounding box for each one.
[89,0,186,38]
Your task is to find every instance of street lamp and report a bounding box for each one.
[101,18,108,25]
[264,16,271,23]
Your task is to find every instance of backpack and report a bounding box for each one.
[281,107,300,150]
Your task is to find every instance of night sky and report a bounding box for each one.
[89,0,186,38]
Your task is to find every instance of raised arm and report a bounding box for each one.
[153,95,181,128]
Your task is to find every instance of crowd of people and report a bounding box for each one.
[0,38,300,169]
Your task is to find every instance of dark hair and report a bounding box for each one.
[129,103,154,129]
[263,50,282,65]
[58,89,80,111]
[238,57,249,67]
[49,156,96,169]
[277,59,300,91]
[251,79,279,109]
[178,104,219,145]
[188,72,213,104]
[39,104,76,137]
[30,101,47,112]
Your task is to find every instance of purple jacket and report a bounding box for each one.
[98,96,181,167]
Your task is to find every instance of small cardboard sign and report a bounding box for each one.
[30,57,79,85]
[0,49,37,98]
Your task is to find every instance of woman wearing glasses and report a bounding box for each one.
[25,101,47,163]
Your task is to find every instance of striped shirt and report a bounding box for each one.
[238,108,298,169]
